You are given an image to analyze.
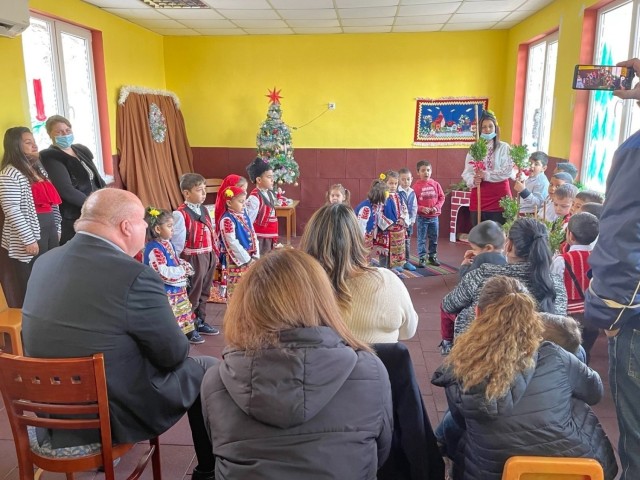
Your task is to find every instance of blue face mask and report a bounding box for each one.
[54,134,74,149]
[480,132,496,141]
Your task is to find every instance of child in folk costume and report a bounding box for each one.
[219,186,259,298]
[142,207,197,340]
[354,179,393,261]
[245,157,282,254]
[380,170,408,270]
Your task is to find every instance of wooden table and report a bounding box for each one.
[275,200,299,245]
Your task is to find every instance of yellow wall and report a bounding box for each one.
[0,0,166,150]
[502,0,600,158]
[164,31,509,148]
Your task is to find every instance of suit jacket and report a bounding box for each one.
[22,233,204,447]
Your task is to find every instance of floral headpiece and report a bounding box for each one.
[379,173,387,181]
[148,208,160,218]
[223,185,244,200]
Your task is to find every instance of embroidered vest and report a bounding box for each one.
[250,188,278,238]
[177,204,219,254]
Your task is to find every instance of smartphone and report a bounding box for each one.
[573,64,634,91]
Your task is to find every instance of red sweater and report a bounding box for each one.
[414,178,445,218]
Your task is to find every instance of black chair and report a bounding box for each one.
[374,342,445,480]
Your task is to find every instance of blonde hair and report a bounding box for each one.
[301,204,376,313]
[326,184,351,205]
[446,276,544,400]
[224,249,371,353]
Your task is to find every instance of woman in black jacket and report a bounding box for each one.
[432,276,617,480]
[40,115,105,244]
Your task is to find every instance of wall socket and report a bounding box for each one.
[328,102,336,110]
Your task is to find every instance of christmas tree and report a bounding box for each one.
[256,88,300,185]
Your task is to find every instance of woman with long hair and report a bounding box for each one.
[443,217,567,339]
[201,248,393,479]
[301,203,418,343]
[433,276,617,480]
[0,126,61,306]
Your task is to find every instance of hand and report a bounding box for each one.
[513,179,525,193]
[614,58,640,100]
[397,218,406,227]
[605,328,620,338]
[25,242,39,256]
[473,176,482,187]
[461,250,476,265]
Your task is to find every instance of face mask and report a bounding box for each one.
[480,132,496,141]
[54,134,74,149]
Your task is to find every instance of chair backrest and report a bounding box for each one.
[501,456,604,480]
[0,353,117,478]
[205,178,224,194]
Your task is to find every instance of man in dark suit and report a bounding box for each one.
[22,188,216,480]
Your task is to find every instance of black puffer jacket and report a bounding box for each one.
[431,342,617,480]
[201,326,394,480]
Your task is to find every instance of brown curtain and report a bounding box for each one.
[116,90,193,210]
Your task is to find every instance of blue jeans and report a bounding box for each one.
[608,324,640,480]
[435,411,465,459]
[417,216,439,258]
[405,225,413,261]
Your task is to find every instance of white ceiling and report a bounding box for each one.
[82,0,555,35]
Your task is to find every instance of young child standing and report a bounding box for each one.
[381,170,408,270]
[413,160,445,267]
[143,207,198,342]
[571,190,604,215]
[245,158,281,254]
[398,168,418,271]
[540,171,573,222]
[439,220,507,355]
[326,184,351,205]
[550,212,600,362]
[513,151,550,215]
[355,179,393,259]
[219,185,259,298]
[554,161,578,181]
[172,173,220,337]
[552,183,579,227]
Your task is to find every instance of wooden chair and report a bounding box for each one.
[0,282,23,356]
[501,456,604,480]
[0,353,162,480]
[205,178,224,195]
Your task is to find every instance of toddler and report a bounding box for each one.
[326,183,351,205]
[381,170,408,270]
[439,221,507,355]
[355,179,393,260]
[219,185,259,298]
[513,151,549,215]
[571,190,604,215]
[172,173,220,339]
[413,160,445,267]
[143,207,197,341]
[397,168,418,271]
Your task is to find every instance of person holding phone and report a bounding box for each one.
[585,57,640,480]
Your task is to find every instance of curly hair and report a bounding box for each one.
[446,276,544,401]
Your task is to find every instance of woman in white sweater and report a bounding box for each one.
[302,203,418,343]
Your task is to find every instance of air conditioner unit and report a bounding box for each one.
[0,0,29,38]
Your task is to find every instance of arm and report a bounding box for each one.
[245,194,259,224]
[52,204,62,235]
[374,355,394,468]
[552,273,568,315]
[443,268,482,314]
[355,205,370,235]
[171,212,186,255]
[519,176,549,209]
[376,204,394,231]
[389,273,419,340]
[220,216,252,265]
[41,155,88,207]
[560,347,603,404]
[433,181,445,215]
[408,192,418,226]
[461,152,476,188]
[484,143,514,183]
[125,267,190,370]
[0,173,38,245]
[146,247,190,285]
[383,197,399,223]
[550,254,565,277]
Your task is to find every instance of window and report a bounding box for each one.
[521,32,558,153]
[582,0,640,191]
[21,15,104,176]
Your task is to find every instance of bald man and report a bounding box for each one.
[22,189,217,480]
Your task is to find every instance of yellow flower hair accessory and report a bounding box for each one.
[379,173,386,181]
[224,188,234,198]
[384,191,390,199]
[148,208,160,218]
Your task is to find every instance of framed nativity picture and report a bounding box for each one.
[413,97,488,147]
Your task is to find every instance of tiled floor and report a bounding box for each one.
[0,241,619,479]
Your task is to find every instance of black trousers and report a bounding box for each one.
[188,356,218,472]
[470,210,505,227]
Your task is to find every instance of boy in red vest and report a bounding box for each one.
[172,173,220,343]
[550,212,599,362]
[245,158,282,254]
